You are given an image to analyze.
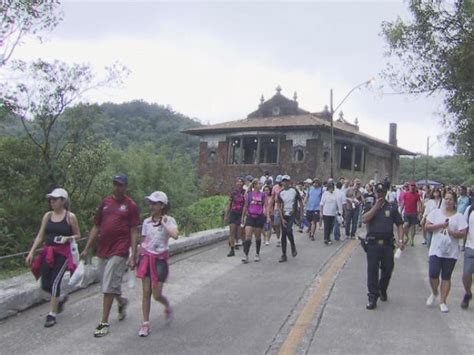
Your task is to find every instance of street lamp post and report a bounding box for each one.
[329,78,375,178]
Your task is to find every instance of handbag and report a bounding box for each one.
[68,260,85,287]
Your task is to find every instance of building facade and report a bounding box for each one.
[184,88,414,194]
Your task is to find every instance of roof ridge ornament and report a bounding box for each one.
[293,91,298,101]
[260,94,265,105]
[276,85,282,95]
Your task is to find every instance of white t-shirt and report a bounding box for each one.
[423,198,442,217]
[427,209,468,259]
[335,188,345,207]
[320,191,343,216]
[141,216,178,254]
[464,206,474,250]
[279,188,300,216]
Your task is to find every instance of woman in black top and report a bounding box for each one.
[26,188,81,328]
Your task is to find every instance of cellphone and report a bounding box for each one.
[54,236,66,244]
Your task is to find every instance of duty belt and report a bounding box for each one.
[366,237,394,245]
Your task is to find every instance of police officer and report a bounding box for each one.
[361,182,404,310]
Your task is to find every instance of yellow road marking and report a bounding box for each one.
[278,240,358,355]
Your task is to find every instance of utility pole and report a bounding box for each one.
[330,89,334,179]
[425,136,429,185]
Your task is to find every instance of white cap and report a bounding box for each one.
[369,179,376,185]
[304,178,313,184]
[282,175,291,181]
[145,191,168,205]
[46,188,68,199]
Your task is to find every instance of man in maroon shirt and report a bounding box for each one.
[81,173,140,337]
[400,181,422,246]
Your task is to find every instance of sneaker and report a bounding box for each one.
[278,255,287,263]
[241,256,249,264]
[94,322,110,337]
[422,241,427,245]
[44,314,56,328]
[265,241,269,246]
[461,293,472,309]
[366,301,377,310]
[227,249,235,257]
[165,307,173,322]
[380,290,388,302]
[254,254,260,262]
[426,293,438,307]
[291,249,297,257]
[118,297,128,321]
[138,322,150,337]
[440,303,449,313]
[327,241,333,246]
[310,235,315,241]
[57,295,69,314]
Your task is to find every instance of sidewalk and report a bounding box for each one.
[308,234,474,355]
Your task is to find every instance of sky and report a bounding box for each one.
[11,0,451,156]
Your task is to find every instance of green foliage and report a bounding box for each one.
[399,155,472,185]
[174,196,228,236]
[381,0,474,164]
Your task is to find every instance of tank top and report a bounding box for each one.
[44,212,73,246]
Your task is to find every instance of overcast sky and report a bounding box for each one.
[12,0,451,156]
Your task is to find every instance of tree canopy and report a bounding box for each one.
[381,0,474,166]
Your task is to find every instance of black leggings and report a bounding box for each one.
[281,215,296,256]
[41,253,68,297]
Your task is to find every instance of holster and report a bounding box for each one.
[358,236,368,253]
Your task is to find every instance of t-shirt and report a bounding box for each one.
[320,191,342,216]
[94,195,140,258]
[306,186,323,211]
[464,206,474,250]
[427,209,468,259]
[141,216,177,255]
[403,191,420,215]
[272,184,283,208]
[278,187,301,216]
[423,199,442,217]
[457,195,470,214]
[229,189,245,213]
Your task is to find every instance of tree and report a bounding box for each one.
[2,59,128,187]
[0,0,62,66]
[381,0,474,164]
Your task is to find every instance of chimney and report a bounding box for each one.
[389,123,397,146]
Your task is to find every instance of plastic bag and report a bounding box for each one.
[70,239,80,265]
[336,214,344,225]
[394,248,402,259]
[127,269,137,289]
[69,260,85,287]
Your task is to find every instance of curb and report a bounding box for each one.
[0,227,229,320]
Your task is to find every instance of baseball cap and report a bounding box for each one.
[245,175,254,182]
[304,178,313,184]
[145,191,168,205]
[375,183,387,192]
[113,173,128,185]
[282,175,291,181]
[275,175,283,183]
[46,188,68,199]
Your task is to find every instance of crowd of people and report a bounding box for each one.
[24,170,473,338]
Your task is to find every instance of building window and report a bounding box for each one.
[242,136,258,164]
[272,106,280,116]
[294,148,304,162]
[229,137,241,164]
[354,145,363,171]
[340,143,353,170]
[259,136,278,164]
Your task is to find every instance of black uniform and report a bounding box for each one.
[363,199,403,307]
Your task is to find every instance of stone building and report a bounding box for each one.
[184,87,414,194]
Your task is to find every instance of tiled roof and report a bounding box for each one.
[183,113,415,155]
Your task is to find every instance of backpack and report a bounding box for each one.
[247,191,265,217]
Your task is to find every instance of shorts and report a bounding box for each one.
[228,211,242,225]
[98,255,128,295]
[403,213,419,226]
[141,257,169,283]
[245,214,265,229]
[306,210,320,223]
[271,210,281,225]
[429,255,456,281]
[463,247,474,275]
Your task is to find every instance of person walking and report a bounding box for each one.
[461,201,474,309]
[361,183,404,310]
[26,188,81,327]
[136,191,178,337]
[320,182,343,246]
[305,178,323,241]
[425,191,468,313]
[224,178,246,257]
[333,181,346,241]
[81,173,140,337]
[271,175,284,247]
[400,181,422,246]
[241,179,269,263]
[277,175,303,262]
[263,185,273,246]
[421,188,443,247]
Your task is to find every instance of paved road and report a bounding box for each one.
[1,228,473,354]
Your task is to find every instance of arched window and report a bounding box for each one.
[208,150,217,163]
[294,148,304,162]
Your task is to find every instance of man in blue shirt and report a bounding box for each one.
[457,186,470,214]
[305,178,323,241]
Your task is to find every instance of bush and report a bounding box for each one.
[174,196,228,236]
